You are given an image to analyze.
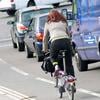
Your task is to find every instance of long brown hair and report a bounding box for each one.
[47,9,67,23]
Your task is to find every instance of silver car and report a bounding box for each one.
[7,5,53,52]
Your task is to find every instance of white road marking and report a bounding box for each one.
[36,77,100,98]
[36,77,55,85]
[0,57,29,76]
[0,38,12,47]
[11,67,29,76]
[0,58,8,64]
[0,44,12,48]
[0,57,100,98]
[0,85,36,100]
[78,88,100,98]
[0,38,11,42]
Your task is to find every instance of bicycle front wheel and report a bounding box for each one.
[55,77,59,87]
[67,84,75,100]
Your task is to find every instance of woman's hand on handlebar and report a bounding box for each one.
[42,49,50,56]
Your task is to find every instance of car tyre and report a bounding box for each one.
[26,46,33,58]
[12,39,17,48]
[35,45,44,62]
[18,42,25,51]
[75,53,88,71]
[36,54,43,62]
[6,10,16,16]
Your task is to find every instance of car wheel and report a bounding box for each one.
[26,46,33,58]
[36,54,43,62]
[12,39,17,48]
[71,42,76,56]
[27,0,35,7]
[75,53,88,71]
[6,10,16,16]
[35,44,44,62]
[18,42,25,51]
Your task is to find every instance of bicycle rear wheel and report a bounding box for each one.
[67,84,75,100]
[55,77,59,87]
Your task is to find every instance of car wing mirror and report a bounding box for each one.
[23,26,32,34]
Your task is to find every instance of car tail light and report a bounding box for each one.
[17,23,28,33]
[36,32,43,42]
[19,25,28,31]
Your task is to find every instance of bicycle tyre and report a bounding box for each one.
[55,77,59,87]
[59,86,64,98]
[67,84,75,100]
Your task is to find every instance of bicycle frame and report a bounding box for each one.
[54,50,76,99]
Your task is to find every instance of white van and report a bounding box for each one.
[0,0,66,16]
[0,0,34,16]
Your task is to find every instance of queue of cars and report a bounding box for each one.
[7,2,72,62]
[0,0,36,16]
[7,5,53,52]
[24,4,73,62]
[0,0,66,16]
[6,0,100,72]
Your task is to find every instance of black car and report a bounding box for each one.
[24,13,48,61]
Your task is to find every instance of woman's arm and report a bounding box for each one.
[42,23,49,52]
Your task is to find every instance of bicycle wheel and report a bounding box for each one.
[67,84,75,100]
[59,86,65,98]
[59,87,63,98]
[55,77,59,87]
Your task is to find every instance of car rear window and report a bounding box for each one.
[22,8,51,26]
[39,15,47,30]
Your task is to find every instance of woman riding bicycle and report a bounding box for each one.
[42,9,75,77]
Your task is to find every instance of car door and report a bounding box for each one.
[24,18,36,52]
[81,32,99,60]
[11,12,19,43]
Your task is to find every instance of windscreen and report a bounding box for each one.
[39,15,47,30]
[22,8,51,26]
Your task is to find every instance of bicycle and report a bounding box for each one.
[54,50,76,100]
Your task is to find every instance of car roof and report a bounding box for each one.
[33,13,49,18]
[18,5,53,13]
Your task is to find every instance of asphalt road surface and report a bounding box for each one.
[0,12,100,100]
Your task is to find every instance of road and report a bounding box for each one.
[0,12,100,100]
